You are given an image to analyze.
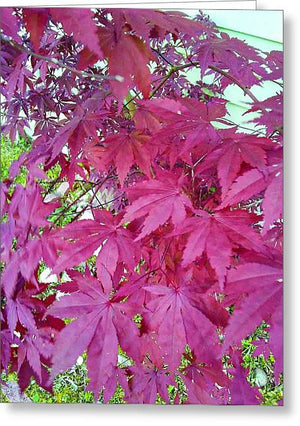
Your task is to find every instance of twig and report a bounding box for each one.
[68,183,103,223]
[149,67,179,98]
[219,117,266,136]
[49,194,122,219]
[208,64,260,103]
[149,47,261,104]
[0,34,123,83]
[50,181,99,227]
[159,240,171,266]
[151,47,174,67]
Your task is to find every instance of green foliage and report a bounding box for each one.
[241,322,283,405]
[0,136,31,184]
[168,375,188,404]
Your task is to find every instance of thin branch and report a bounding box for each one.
[159,240,171,266]
[49,167,117,227]
[0,34,123,83]
[121,46,264,113]
[168,60,261,103]
[151,47,174,67]
[270,79,283,88]
[218,117,266,135]
[68,183,103,223]
[149,47,261,104]
[49,194,123,219]
[149,67,179,98]
[208,65,260,103]
[42,175,63,200]
[50,181,99,227]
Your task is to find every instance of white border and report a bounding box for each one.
[0,1,257,9]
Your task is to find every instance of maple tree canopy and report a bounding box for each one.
[0,8,283,404]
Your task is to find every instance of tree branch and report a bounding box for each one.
[0,34,123,83]
[208,64,260,103]
[150,49,261,103]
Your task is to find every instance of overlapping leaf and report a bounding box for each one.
[122,170,192,239]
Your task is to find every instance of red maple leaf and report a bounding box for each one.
[228,349,262,405]
[122,170,193,239]
[262,162,283,234]
[144,282,221,371]
[223,262,282,351]
[52,210,139,292]
[139,98,226,160]
[196,131,273,197]
[46,270,139,400]
[108,8,210,41]
[220,168,268,209]
[127,360,170,404]
[181,352,229,404]
[0,8,21,42]
[194,32,262,78]
[50,8,103,58]
[22,8,49,51]
[173,209,266,287]
[98,26,154,102]
[85,130,154,185]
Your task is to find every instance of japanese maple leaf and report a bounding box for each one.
[46,271,139,399]
[181,354,229,404]
[48,100,108,162]
[246,95,283,136]
[22,8,49,51]
[17,335,45,384]
[127,361,170,404]
[2,239,45,299]
[52,210,139,292]
[122,170,192,240]
[108,8,210,42]
[50,8,103,58]
[77,46,99,71]
[262,161,283,234]
[133,102,162,134]
[14,308,64,388]
[194,32,262,77]
[144,282,220,371]
[173,209,266,287]
[1,328,18,371]
[225,262,282,296]
[0,8,21,41]
[5,284,44,335]
[264,51,283,81]
[8,182,57,239]
[49,218,110,273]
[222,262,282,351]
[140,98,225,158]
[85,130,154,185]
[98,25,153,103]
[93,210,140,290]
[195,131,273,197]
[220,168,268,209]
[182,369,216,404]
[97,9,210,102]
[229,350,262,405]
[5,53,30,101]
[54,154,89,189]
